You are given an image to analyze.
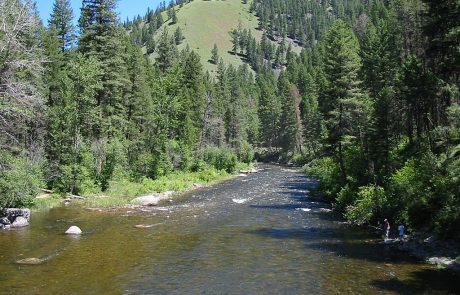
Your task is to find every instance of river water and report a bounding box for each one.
[1,165,458,294]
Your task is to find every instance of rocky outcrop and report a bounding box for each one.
[131,191,175,206]
[394,232,460,273]
[65,226,82,235]
[1,208,30,229]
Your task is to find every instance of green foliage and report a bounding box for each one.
[304,157,341,202]
[236,141,254,164]
[345,185,387,225]
[81,168,230,208]
[202,147,238,173]
[211,44,219,64]
[48,0,75,51]
[0,153,43,209]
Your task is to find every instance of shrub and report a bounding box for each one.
[0,153,43,209]
[334,184,356,212]
[345,185,387,225]
[304,157,342,202]
[202,147,237,173]
[236,141,254,164]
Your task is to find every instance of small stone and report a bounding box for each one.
[134,224,154,228]
[16,258,45,265]
[11,216,29,228]
[65,226,82,235]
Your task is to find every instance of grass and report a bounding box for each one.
[33,163,254,210]
[32,196,64,211]
[456,256,460,264]
[151,0,302,74]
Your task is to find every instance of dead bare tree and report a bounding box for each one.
[0,0,45,156]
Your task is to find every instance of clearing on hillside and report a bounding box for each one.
[153,0,302,74]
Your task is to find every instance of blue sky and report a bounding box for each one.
[35,0,163,25]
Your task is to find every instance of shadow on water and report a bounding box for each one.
[371,269,460,294]
[247,227,336,240]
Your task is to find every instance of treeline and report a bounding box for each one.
[294,0,459,238]
[250,0,369,46]
[124,0,189,54]
[233,0,459,238]
[0,0,256,208]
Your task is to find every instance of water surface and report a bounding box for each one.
[1,165,458,294]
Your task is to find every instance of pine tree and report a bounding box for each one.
[156,28,178,72]
[322,19,368,181]
[46,54,102,193]
[49,0,75,51]
[257,71,280,148]
[277,71,302,153]
[174,27,184,45]
[211,44,219,64]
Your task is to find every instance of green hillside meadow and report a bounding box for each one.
[154,0,301,74]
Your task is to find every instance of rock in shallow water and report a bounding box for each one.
[11,216,29,228]
[134,224,154,228]
[65,226,82,235]
[131,191,174,206]
[16,258,45,265]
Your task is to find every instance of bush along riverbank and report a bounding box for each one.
[4,147,253,212]
[33,164,254,211]
[303,163,460,274]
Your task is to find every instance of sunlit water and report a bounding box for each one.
[1,165,458,294]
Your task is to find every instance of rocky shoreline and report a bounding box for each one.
[0,208,31,229]
[386,232,460,273]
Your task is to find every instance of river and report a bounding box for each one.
[0,165,458,294]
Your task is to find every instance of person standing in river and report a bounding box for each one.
[384,219,390,239]
[398,224,405,240]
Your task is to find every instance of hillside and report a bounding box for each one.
[153,0,302,74]
[157,0,259,74]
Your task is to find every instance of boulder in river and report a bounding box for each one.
[2,208,31,222]
[11,216,29,228]
[131,191,174,206]
[65,226,82,235]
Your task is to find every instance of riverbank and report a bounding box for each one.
[32,164,255,211]
[386,232,460,273]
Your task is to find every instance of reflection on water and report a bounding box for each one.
[1,165,458,294]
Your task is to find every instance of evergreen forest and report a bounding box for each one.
[1,0,459,240]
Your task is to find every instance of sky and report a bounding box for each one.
[35,0,163,25]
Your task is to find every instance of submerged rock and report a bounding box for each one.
[11,216,29,228]
[134,224,154,228]
[16,257,45,265]
[232,198,250,204]
[65,226,82,235]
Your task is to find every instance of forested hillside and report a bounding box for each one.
[0,0,459,239]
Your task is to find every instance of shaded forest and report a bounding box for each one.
[0,0,459,238]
